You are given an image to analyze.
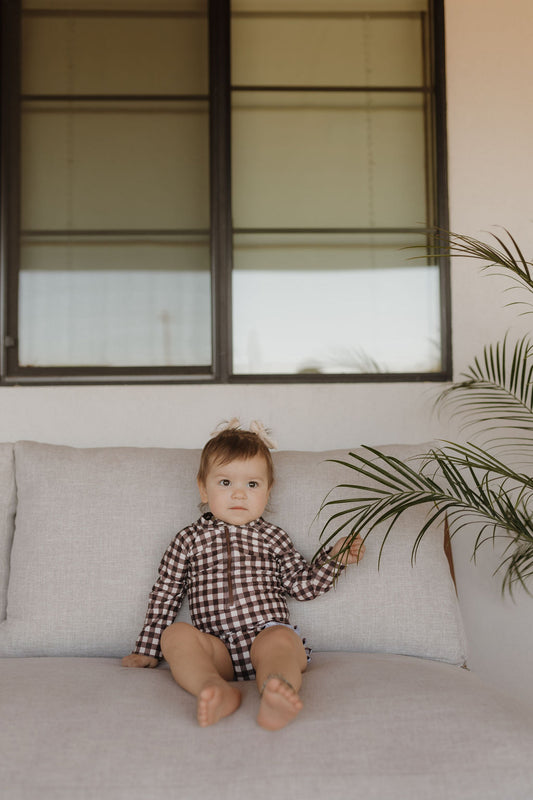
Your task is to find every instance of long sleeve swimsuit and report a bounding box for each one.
[134,512,343,680]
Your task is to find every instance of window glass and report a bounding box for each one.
[232,14,424,88]
[22,14,208,95]
[21,101,209,230]
[232,233,441,375]
[19,239,211,367]
[232,91,427,229]
[231,1,437,376]
[18,1,210,369]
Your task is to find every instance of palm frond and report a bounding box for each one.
[438,334,533,454]
[433,442,533,491]
[429,228,533,303]
[316,445,533,594]
[320,226,533,595]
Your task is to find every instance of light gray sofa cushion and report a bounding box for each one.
[270,448,466,663]
[2,653,533,800]
[1,442,201,658]
[0,441,465,664]
[0,443,16,622]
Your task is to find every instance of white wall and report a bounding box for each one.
[445,0,533,708]
[0,382,446,450]
[1,0,532,706]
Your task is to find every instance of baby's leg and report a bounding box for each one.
[250,626,307,731]
[161,622,241,727]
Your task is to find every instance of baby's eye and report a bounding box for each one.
[248,481,258,489]
[220,479,231,487]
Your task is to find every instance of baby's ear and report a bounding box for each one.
[197,478,208,504]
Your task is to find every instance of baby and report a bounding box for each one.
[122,420,365,730]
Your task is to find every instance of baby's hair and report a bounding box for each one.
[197,420,275,488]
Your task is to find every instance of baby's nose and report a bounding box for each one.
[232,485,246,497]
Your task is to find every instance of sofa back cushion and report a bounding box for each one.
[1,442,201,658]
[0,443,16,622]
[272,449,465,661]
[0,441,466,665]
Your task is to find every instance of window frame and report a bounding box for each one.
[0,0,450,386]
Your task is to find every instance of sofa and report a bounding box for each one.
[1,440,533,800]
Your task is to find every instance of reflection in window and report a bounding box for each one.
[233,234,440,375]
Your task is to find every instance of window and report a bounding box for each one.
[0,0,449,384]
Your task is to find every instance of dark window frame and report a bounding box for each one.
[0,0,450,386]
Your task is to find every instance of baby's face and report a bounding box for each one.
[198,454,271,526]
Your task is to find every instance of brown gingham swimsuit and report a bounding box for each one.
[134,513,343,680]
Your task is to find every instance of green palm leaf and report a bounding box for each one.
[319,227,533,595]
[429,228,533,303]
[438,334,533,457]
[317,445,533,595]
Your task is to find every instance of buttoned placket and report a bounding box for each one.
[225,525,235,607]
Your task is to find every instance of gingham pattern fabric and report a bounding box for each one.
[134,513,344,679]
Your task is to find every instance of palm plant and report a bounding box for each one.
[318,229,533,596]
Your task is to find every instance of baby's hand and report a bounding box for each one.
[330,534,366,566]
[121,653,158,669]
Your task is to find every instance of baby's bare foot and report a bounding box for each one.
[197,680,241,727]
[257,676,303,731]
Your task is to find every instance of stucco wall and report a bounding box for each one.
[444,0,533,708]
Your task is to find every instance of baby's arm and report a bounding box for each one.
[276,527,358,601]
[121,529,190,667]
[329,534,366,565]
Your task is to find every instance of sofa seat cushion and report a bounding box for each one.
[0,441,465,664]
[1,653,533,800]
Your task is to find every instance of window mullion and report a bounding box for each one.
[428,0,451,377]
[209,0,233,382]
[1,0,22,380]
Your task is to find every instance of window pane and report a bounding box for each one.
[21,101,210,230]
[232,0,427,10]
[232,233,441,375]
[19,239,211,367]
[232,13,424,88]
[19,2,211,371]
[25,1,204,8]
[232,91,427,229]
[22,11,208,96]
